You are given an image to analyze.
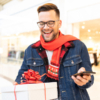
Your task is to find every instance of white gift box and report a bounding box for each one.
[1,82,57,100]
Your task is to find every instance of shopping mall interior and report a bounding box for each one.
[0,0,100,100]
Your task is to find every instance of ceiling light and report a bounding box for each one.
[88,30,91,32]
[89,37,92,39]
[82,26,85,29]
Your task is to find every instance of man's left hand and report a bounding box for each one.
[71,67,91,86]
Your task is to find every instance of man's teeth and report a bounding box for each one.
[44,32,52,33]
[45,32,50,33]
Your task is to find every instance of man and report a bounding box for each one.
[14,3,94,100]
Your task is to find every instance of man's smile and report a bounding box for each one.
[42,30,53,37]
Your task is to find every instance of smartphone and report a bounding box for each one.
[71,71,96,77]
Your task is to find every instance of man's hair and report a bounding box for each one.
[37,3,60,18]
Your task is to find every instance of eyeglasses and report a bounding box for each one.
[37,20,59,28]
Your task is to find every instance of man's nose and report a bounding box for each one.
[43,23,49,29]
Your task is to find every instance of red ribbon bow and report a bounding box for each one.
[14,69,47,100]
[20,69,46,84]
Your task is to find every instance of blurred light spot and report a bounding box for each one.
[88,29,91,32]
[89,37,92,39]
[82,26,85,29]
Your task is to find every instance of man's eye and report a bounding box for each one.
[40,23,44,25]
[48,22,54,25]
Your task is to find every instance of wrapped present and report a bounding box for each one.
[1,69,58,100]
[1,82,57,100]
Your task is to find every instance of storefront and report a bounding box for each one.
[65,0,100,65]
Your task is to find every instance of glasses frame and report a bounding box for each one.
[37,20,59,28]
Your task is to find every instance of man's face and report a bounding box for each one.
[38,10,62,42]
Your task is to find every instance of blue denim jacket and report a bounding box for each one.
[15,40,94,100]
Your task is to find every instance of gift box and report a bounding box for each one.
[1,82,57,100]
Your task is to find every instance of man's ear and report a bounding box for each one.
[59,20,62,28]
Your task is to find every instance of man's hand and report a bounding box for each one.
[13,82,18,85]
[71,67,91,86]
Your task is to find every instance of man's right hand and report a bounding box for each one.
[13,82,18,85]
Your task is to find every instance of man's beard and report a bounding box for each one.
[42,31,58,42]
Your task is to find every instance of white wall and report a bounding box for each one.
[0,0,58,36]
[64,0,100,36]
[65,0,100,23]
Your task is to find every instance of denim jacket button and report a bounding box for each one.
[40,48,42,50]
[33,62,36,65]
[60,77,63,78]
[62,91,66,93]
[71,60,74,64]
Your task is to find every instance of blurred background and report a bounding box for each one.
[0,0,100,100]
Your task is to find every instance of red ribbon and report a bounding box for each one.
[20,69,46,84]
[44,83,46,100]
[14,69,46,100]
[14,85,17,100]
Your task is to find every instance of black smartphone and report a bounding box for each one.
[71,71,96,77]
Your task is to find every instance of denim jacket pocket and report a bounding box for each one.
[26,58,44,73]
[26,58,45,79]
[63,55,82,67]
[62,55,82,80]
[26,58,44,67]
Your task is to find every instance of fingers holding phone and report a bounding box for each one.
[71,67,95,86]
[71,75,90,86]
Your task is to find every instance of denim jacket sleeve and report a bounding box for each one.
[78,42,94,89]
[15,49,29,84]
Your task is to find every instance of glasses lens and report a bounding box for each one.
[37,22,44,28]
[47,21,54,27]
[37,21,56,28]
